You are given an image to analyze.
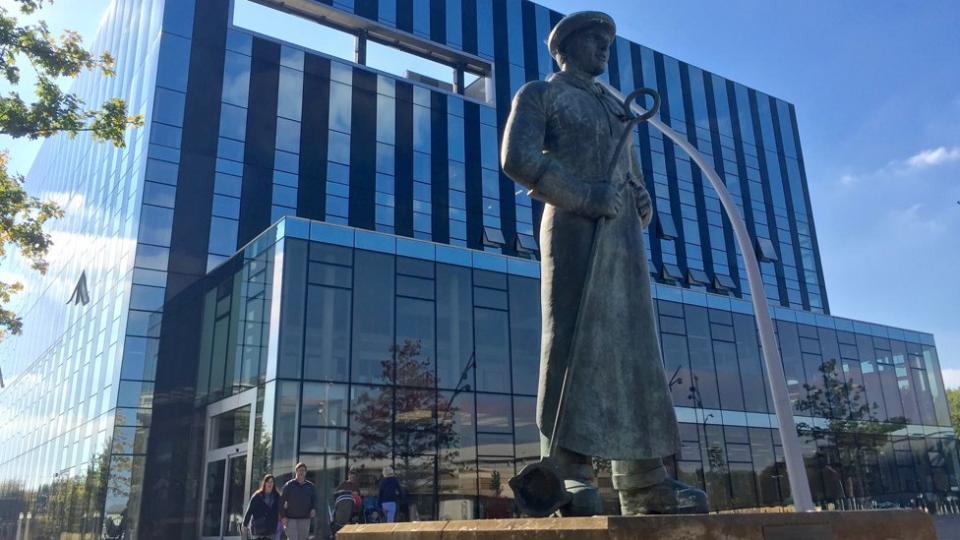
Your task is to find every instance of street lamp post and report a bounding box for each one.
[606,83,816,512]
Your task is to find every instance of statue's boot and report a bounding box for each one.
[612,458,708,516]
[617,477,709,515]
[554,447,603,517]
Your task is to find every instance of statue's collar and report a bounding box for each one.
[548,71,604,96]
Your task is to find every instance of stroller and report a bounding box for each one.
[361,496,383,524]
[328,490,357,539]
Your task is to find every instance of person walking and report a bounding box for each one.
[280,463,317,540]
[377,466,402,523]
[241,475,281,540]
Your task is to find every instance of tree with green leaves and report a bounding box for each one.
[0,0,142,341]
[946,388,960,439]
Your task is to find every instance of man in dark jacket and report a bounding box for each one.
[280,463,317,540]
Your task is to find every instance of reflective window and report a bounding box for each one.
[352,252,395,384]
[222,51,251,107]
[304,285,351,381]
[233,0,356,62]
[508,276,539,396]
[474,308,510,393]
[300,383,348,427]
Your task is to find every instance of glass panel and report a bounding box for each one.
[477,458,514,518]
[395,454,437,521]
[224,454,248,536]
[395,387,437,456]
[367,40,455,88]
[233,0,356,61]
[437,264,474,390]
[211,405,251,450]
[396,298,436,387]
[474,308,510,393]
[301,382,349,427]
[352,251,395,384]
[438,389,476,501]
[273,381,300,473]
[202,460,226,536]
[350,385,393,461]
[304,285,352,381]
[508,276,539,396]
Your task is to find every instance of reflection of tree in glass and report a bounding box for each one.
[489,470,502,497]
[795,359,907,500]
[8,436,119,538]
[350,340,460,495]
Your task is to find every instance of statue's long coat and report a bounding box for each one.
[501,72,679,460]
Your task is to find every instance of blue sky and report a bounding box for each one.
[2,1,958,384]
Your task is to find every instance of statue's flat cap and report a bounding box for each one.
[547,11,616,60]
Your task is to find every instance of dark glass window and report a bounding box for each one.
[685,305,720,409]
[299,427,347,453]
[278,240,307,378]
[300,382,347,427]
[509,276,540,396]
[756,237,778,262]
[474,308,511,393]
[733,313,768,413]
[350,385,393,459]
[153,88,186,126]
[220,103,247,140]
[138,205,174,247]
[157,33,191,91]
[476,393,512,435]
[395,387,437,456]
[303,285,351,381]
[352,251,395,384]
[273,381,300,471]
[437,264,474,390]
[439,388,477,499]
[308,262,352,288]
[661,333,692,407]
[395,297,436,388]
[714,340,744,411]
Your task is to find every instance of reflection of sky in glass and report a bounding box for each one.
[233,0,356,62]
[234,0,470,89]
[367,41,454,84]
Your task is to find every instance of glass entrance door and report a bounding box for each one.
[201,453,248,539]
[224,454,248,537]
[200,388,257,540]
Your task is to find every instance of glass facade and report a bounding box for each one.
[0,0,952,538]
[190,219,958,535]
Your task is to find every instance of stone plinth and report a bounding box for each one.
[337,510,934,540]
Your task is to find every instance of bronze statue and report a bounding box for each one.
[501,11,708,517]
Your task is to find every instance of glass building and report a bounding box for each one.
[0,0,954,538]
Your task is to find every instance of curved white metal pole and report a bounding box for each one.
[606,84,815,512]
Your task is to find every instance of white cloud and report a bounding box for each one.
[839,173,858,186]
[941,368,960,390]
[838,145,960,186]
[889,203,943,233]
[905,146,960,169]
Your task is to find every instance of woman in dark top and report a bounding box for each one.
[377,466,402,523]
[242,474,281,539]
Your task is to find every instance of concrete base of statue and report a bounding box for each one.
[337,510,934,539]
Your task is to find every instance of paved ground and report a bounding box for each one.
[937,515,960,539]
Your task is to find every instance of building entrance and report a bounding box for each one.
[200,388,257,540]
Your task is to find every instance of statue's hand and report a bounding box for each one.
[632,180,653,227]
[579,182,623,219]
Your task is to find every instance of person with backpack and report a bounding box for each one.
[377,466,402,523]
[241,475,281,540]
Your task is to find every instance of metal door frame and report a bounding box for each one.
[199,387,258,540]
